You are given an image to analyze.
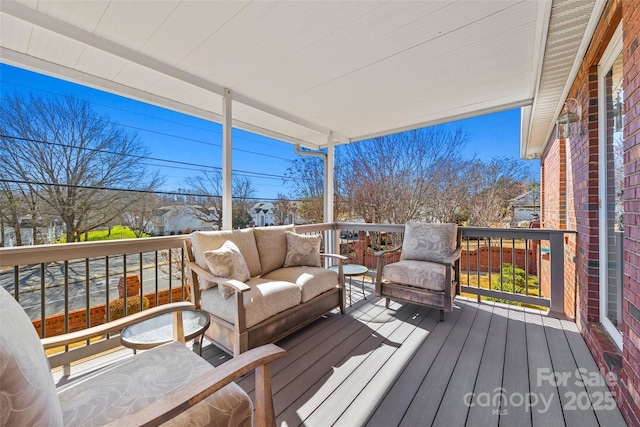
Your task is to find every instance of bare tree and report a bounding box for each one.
[184,171,223,230]
[0,93,162,243]
[232,176,256,228]
[184,171,255,229]
[121,193,161,237]
[285,156,326,223]
[465,157,531,226]
[341,128,470,224]
[272,193,293,225]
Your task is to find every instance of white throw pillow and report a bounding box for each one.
[283,232,322,268]
[203,240,251,299]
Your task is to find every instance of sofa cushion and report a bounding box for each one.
[253,225,295,275]
[283,232,322,268]
[57,342,252,427]
[382,260,449,292]
[262,266,338,303]
[201,278,301,328]
[401,222,458,263]
[0,287,64,427]
[203,240,251,298]
[191,229,261,289]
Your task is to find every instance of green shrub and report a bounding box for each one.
[486,263,527,305]
[108,296,149,321]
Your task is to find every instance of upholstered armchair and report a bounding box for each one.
[375,222,462,321]
[0,287,285,427]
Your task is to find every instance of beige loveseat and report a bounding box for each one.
[185,225,346,356]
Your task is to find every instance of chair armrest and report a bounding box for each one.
[374,245,402,257]
[41,301,194,349]
[187,260,251,293]
[110,343,287,427]
[436,247,463,266]
[320,253,348,262]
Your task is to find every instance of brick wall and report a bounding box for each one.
[540,0,640,424]
[32,287,189,338]
[622,0,640,423]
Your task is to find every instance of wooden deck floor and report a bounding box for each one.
[54,278,627,426]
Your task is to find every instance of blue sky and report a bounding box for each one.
[0,63,536,199]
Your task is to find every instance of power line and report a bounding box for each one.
[0,178,298,202]
[1,134,300,182]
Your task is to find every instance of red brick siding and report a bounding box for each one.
[540,0,640,424]
[623,0,640,423]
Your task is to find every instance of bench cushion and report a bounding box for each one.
[57,342,252,427]
[253,225,295,275]
[382,260,448,292]
[262,267,338,303]
[201,278,301,328]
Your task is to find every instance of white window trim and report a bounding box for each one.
[598,23,623,350]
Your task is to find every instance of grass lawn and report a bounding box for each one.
[56,225,147,243]
[460,271,545,310]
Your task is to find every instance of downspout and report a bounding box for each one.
[294,145,329,222]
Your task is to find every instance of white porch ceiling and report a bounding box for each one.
[0,0,601,156]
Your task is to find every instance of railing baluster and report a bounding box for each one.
[169,249,173,302]
[105,256,110,324]
[64,260,70,376]
[139,252,144,310]
[13,266,19,302]
[86,258,91,345]
[525,239,529,297]
[155,250,159,303]
[40,263,45,337]
[123,254,127,316]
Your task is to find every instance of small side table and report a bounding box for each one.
[329,264,368,306]
[121,309,210,355]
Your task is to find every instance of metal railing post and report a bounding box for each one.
[549,231,565,317]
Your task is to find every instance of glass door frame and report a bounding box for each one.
[598,23,623,349]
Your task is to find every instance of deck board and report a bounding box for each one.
[524,311,565,427]
[466,303,508,427]
[53,277,626,427]
[499,307,531,426]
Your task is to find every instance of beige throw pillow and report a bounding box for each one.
[203,240,251,299]
[283,232,322,267]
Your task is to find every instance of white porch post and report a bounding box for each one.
[325,133,335,223]
[222,89,233,230]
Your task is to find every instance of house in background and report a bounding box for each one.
[148,205,216,236]
[508,188,541,224]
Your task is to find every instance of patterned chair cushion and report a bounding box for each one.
[283,232,322,268]
[0,287,64,426]
[57,342,252,427]
[382,260,448,292]
[203,240,251,298]
[253,224,295,275]
[401,222,458,263]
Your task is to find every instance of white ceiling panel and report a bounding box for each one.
[0,0,602,155]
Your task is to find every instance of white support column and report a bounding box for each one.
[222,89,233,230]
[325,133,335,223]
